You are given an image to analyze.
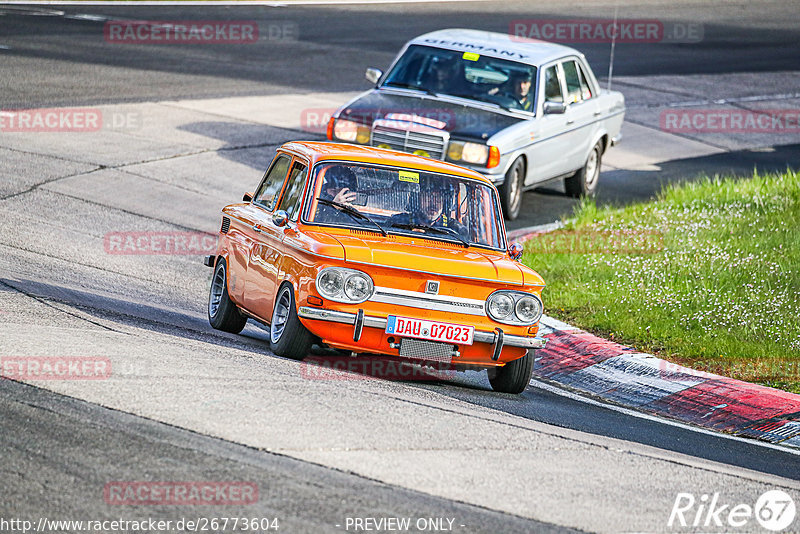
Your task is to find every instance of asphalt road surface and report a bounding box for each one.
[2,1,800,532]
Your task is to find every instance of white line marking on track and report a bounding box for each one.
[529,377,800,456]
[64,13,110,21]
[0,0,487,5]
[0,6,64,14]
[629,92,800,109]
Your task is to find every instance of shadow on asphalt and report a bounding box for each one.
[0,276,276,356]
[177,120,325,172]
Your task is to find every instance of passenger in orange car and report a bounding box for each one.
[316,165,359,223]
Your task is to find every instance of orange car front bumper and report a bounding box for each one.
[298,306,546,366]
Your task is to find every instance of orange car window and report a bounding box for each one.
[254,154,291,211]
[303,162,505,249]
[278,161,308,221]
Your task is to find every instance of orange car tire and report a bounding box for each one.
[270,284,315,360]
[488,350,534,394]
[208,258,248,334]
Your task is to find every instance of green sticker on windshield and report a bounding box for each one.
[462,52,480,61]
[398,171,420,183]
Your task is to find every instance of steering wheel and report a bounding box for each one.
[487,93,519,109]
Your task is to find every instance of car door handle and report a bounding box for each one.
[252,224,262,233]
[566,119,575,125]
[594,110,602,116]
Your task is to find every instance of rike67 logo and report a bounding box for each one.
[669,490,796,531]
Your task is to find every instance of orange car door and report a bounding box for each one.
[244,158,308,322]
[235,153,291,320]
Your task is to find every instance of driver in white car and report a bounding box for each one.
[489,71,533,111]
[510,72,533,111]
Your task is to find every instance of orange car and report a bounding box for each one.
[204,141,545,393]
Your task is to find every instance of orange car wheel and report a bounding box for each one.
[270,284,315,360]
[208,258,247,334]
[488,350,534,394]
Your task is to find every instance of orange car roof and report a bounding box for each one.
[281,141,493,185]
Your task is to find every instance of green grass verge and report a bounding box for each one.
[522,170,800,394]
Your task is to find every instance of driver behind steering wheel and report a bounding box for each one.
[489,71,533,111]
[389,179,468,238]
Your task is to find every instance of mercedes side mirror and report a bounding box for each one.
[365,67,383,85]
[543,101,567,115]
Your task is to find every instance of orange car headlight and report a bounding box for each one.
[316,267,374,304]
[486,290,542,325]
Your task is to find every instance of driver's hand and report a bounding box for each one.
[333,188,358,205]
[488,87,500,95]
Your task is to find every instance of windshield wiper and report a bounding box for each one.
[428,91,515,112]
[384,81,426,92]
[446,91,478,100]
[316,198,388,236]
[384,81,443,97]
[389,222,470,248]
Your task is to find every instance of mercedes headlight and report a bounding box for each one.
[333,119,370,144]
[447,141,489,165]
[316,267,374,304]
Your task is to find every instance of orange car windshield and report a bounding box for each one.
[303,162,505,250]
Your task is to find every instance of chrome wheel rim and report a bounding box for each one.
[208,263,225,318]
[509,163,522,213]
[585,147,600,189]
[270,288,291,344]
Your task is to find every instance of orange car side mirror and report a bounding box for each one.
[509,242,524,261]
[243,191,254,202]
[272,210,289,227]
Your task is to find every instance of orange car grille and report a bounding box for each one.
[399,338,455,363]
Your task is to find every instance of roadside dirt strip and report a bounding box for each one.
[534,315,800,450]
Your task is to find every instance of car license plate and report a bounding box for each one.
[385,315,474,345]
